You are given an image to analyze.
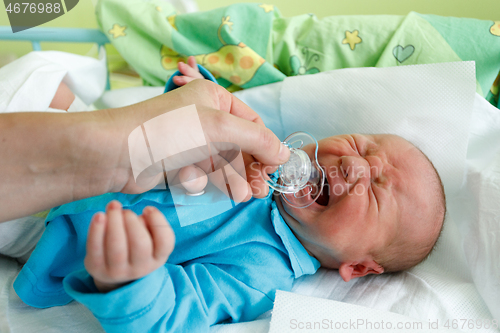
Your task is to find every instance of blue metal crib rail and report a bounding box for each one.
[0,26,111,90]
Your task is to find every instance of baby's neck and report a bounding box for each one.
[274,196,318,260]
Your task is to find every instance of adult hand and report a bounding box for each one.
[107,79,289,200]
[0,80,288,223]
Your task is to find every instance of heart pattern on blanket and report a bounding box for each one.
[392,45,415,63]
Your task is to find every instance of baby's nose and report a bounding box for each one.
[339,156,370,184]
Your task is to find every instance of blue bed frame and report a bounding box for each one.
[0,26,111,90]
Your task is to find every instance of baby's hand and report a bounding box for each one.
[172,56,205,86]
[84,201,175,293]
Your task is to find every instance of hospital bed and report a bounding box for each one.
[1,13,500,333]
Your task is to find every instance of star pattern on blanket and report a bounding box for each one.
[108,24,127,39]
[342,30,362,50]
[221,16,234,30]
[491,21,500,37]
[168,15,178,31]
[259,4,274,13]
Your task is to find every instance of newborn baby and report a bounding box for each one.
[174,57,447,276]
[286,133,446,276]
[12,59,446,332]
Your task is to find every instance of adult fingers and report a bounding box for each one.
[215,154,252,203]
[209,82,266,126]
[157,80,266,127]
[194,155,252,203]
[202,109,290,167]
[243,154,273,199]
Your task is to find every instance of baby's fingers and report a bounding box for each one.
[187,55,197,69]
[142,207,175,262]
[173,75,198,86]
[105,201,129,275]
[177,60,203,79]
[85,213,106,271]
[123,210,153,268]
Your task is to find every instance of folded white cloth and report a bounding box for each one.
[270,291,462,333]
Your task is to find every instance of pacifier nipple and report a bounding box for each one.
[279,148,311,188]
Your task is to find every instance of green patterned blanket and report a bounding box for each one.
[96,1,500,106]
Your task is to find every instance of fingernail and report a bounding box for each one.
[143,207,153,215]
[278,143,290,163]
[107,200,120,210]
[94,213,103,223]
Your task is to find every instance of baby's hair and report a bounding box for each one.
[373,143,446,273]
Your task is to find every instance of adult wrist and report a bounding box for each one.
[0,110,127,222]
[63,108,133,199]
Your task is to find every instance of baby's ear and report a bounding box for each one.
[339,261,384,282]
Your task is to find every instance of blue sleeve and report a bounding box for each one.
[63,258,293,332]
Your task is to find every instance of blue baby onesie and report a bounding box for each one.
[13,187,320,332]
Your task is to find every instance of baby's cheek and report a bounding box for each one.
[336,191,370,223]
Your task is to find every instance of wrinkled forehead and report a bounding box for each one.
[373,134,431,188]
[362,133,413,152]
[363,134,425,171]
[369,134,439,237]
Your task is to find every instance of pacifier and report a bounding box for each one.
[265,132,325,208]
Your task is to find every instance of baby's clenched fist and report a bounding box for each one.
[84,201,175,293]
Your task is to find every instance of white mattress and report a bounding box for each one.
[1,82,499,333]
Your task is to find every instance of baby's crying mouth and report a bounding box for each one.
[316,177,329,206]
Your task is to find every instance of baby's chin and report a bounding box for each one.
[275,195,316,227]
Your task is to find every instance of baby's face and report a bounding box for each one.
[277,134,436,274]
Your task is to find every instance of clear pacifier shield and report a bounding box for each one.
[279,148,311,188]
[266,132,325,208]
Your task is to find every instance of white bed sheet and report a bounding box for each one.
[1,81,499,333]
